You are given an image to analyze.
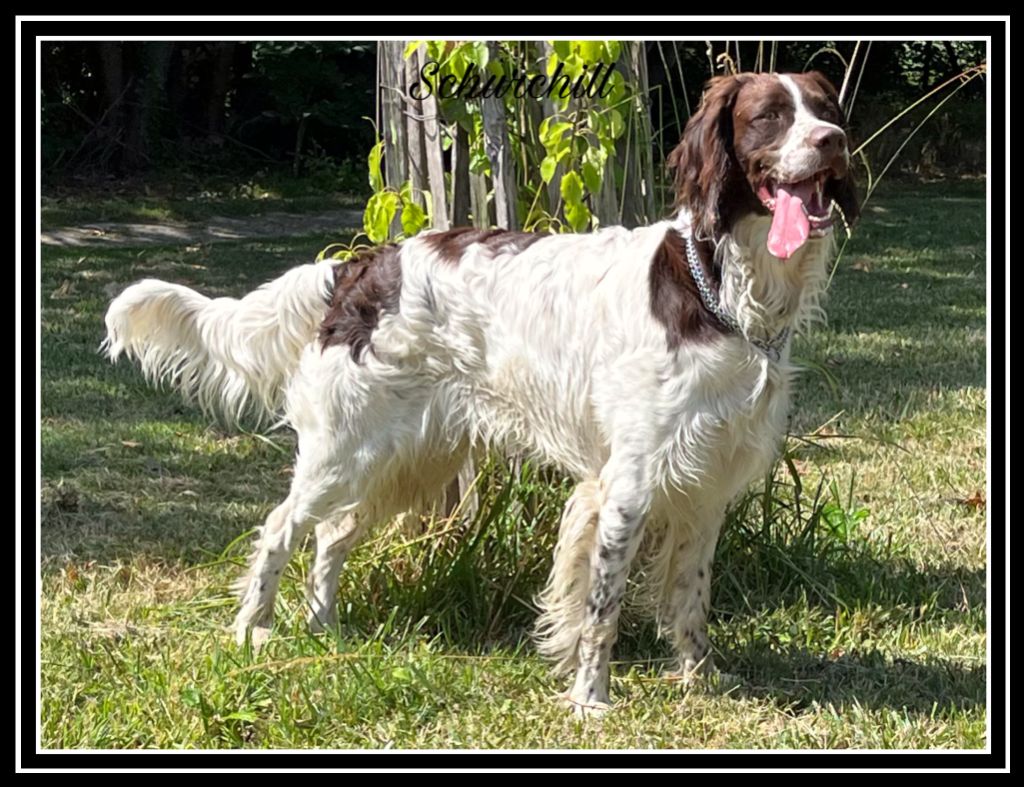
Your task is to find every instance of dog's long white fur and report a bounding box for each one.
[102,74,848,713]
[103,263,336,425]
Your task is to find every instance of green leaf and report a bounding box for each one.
[582,159,602,195]
[604,40,622,63]
[578,40,602,64]
[584,143,608,170]
[403,40,424,59]
[540,155,558,185]
[179,686,202,708]
[546,52,560,77]
[470,41,489,68]
[367,140,385,194]
[364,191,399,244]
[420,188,434,227]
[606,69,627,103]
[541,121,572,153]
[552,40,572,60]
[450,47,467,79]
[607,109,625,140]
[564,199,592,232]
[560,170,584,205]
[401,200,427,237]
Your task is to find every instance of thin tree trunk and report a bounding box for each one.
[379,41,408,189]
[379,41,409,236]
[206,42,235,138]
[97,43,125,168]
[470,172,491,228]
[943,41,962,77]
[482,43,518,230]
[635,42,657,224]
[292,114,308,176]
[451,123,472,226]
[124,42,172,170]
[403,47,427,197]
[421,89,449,231]
[615,42,655,228]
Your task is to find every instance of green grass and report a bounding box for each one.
[39,179,987,749]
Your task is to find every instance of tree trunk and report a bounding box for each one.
[96,43,125,168]
[482,43,518,230]
[379,41,409,189]
[943,41,962,78]
[206,42,235,138]
[379,41,409,236]
[614,42,655,228]
[451,123,472,226]
[124,42,173,170]
[403,46,427,197]
[470,172,491,228]
[421,89,449,231]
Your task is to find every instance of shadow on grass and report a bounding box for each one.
[716,644,984,716]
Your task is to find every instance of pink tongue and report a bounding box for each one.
[767,183,812,260]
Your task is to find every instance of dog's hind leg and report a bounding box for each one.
[534,480,604,675]
[305,513,366,633]
[562,456,653,716]
[655,505,727,683]
[302,443,471,636]
[233,447,352,648]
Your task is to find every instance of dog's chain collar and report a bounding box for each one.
[684,232,791,363]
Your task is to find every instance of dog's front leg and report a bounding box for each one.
[565,464,650,716]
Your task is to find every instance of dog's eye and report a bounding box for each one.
[755,110,780,122]
[815,103,841,123]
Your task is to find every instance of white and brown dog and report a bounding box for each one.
[104,71,858,714]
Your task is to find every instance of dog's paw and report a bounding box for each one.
[233,614,272,651]
[306,608,339,635]
[560,691,612,719]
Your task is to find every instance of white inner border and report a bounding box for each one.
[17,17,1007,768]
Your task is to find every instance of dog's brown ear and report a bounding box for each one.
[667,74,750,237]
[805,70,840,101]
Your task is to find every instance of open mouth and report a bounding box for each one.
[756,170,835,259]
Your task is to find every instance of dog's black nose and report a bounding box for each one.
[809,126,847,155]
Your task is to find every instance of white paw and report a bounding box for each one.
[561,691,612,719]
[306,607,338,635]
[234,611,272,650]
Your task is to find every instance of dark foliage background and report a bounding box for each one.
[40,40,985,187]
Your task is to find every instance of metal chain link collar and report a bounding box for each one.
[683,232,791,363]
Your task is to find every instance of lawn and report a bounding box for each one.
[38,178,987,750]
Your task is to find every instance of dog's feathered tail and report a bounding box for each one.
[103,263,336,426]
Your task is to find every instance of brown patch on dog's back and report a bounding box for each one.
[648,229,730,350]
[319,245,403,362]
[422,227,547,265]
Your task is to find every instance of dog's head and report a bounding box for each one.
[667,71,859,259]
